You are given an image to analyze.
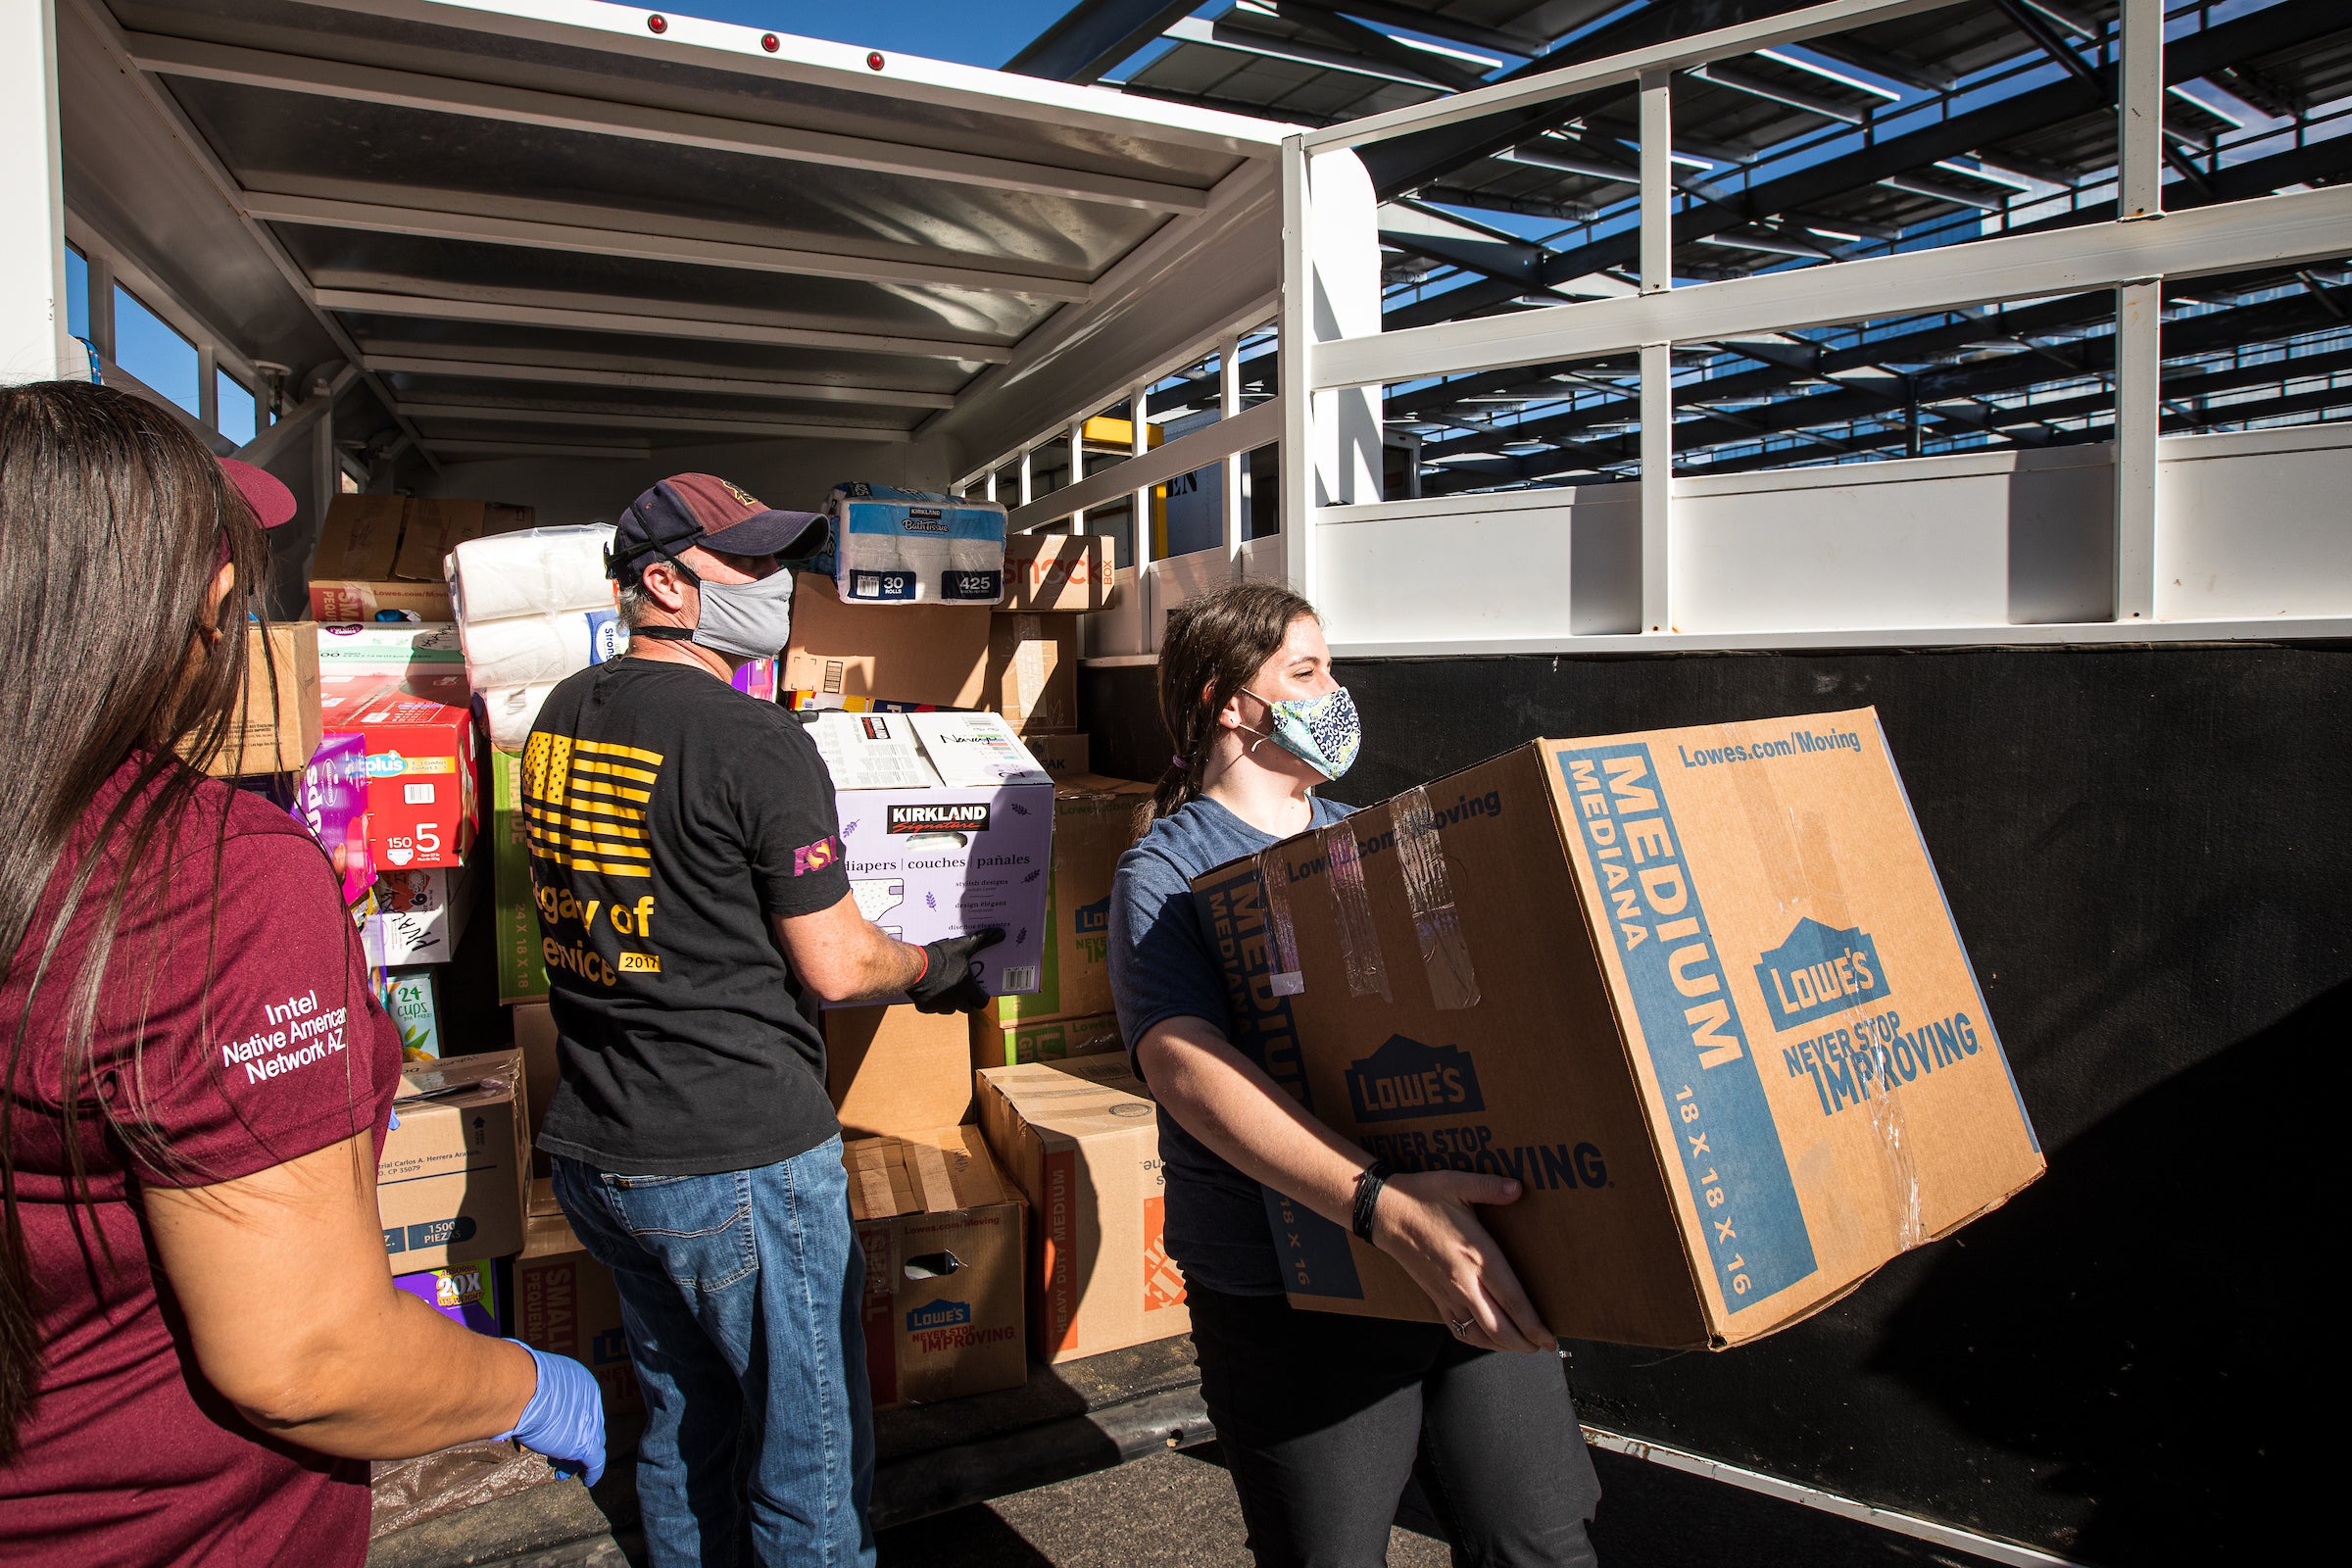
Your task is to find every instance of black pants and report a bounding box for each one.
[1189,1286,1602,1568]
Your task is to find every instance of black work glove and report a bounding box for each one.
[908,926,1006,1014]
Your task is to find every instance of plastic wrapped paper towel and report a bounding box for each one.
[446,525,618,622]
[461,610,625,689]
[479,682,561,751]
[825,483,1005,607]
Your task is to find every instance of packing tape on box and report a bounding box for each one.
[1727,749,1924,1251]
[911,1142,960,1215]
[1323,821,1391,1003]
[1392,787,1481,1011]
[1260,850,1305,998]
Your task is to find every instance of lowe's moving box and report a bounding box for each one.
[988,775,1152,1029]
[378,1050,530,1271]
[828,1005,978,1139]
[976,1011,1123,1070]
[1193,710,2043,1349]
[1002,533,1117,613]
[195,622,322,778]
[975,1062,1190,1362]
[783,572,989,709]
[514,1209,643,1420]
[808,710,1052,1002]
[982,614,1079,735]
[847,1126,1027,1410]
[1021,732,1090,777]
[310,497,533,622]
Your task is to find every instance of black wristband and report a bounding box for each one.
[1351,1159,1392,1244]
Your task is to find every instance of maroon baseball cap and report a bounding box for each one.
[610,472,828,579]
[219,457,297,530]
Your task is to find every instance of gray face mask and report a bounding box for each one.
[638,556,797,660]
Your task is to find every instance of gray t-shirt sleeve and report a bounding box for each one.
[1107,843,1232,1061]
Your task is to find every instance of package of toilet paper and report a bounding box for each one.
[825,483,1005,608]
[448,524,624,746]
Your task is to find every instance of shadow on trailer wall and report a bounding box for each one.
[1082,641,2343,1564]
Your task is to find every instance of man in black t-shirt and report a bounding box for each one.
[528,472,1000,1568]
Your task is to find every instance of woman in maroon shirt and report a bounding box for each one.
[0,382,602,1564]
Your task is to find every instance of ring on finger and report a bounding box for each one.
[1448,1318,1474,1338]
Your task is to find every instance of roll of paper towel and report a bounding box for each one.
[480,683,559,750]
[447,525,616,622]
[460,608,624,690]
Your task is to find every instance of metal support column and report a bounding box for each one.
[1278,134,1312,596]
[2,0,68,383]
[1067,419,1087,535]
[1639,68,1675,634]
[1131,377,1152,565]
[2114,0,2164,620]
[1220,330,1245,574]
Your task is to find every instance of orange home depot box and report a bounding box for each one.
[514,1209,643,1420]
[310,497,533,622]
[320,673,479,870]
[782,572,990,709]
[1193,709,2043,1350]
[846,1126,1027,1410]
[975,1062,1190,1363]
[825,1005,977,1140]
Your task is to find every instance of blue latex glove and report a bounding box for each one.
[497,1340,607,1487]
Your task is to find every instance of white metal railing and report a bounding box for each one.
[1270,0,2352,651]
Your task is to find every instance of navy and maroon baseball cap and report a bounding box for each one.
[609,472,828,581]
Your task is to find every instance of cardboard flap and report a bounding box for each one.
[845,1126,1012,1218]
[316,497,405,579]
[396,1049,520,1103]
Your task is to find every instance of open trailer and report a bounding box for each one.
[8,1,2343,1563]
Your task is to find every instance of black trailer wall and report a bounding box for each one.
[1082,642,2345,1564]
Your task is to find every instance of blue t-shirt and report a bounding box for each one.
[1107,793,1355,1296]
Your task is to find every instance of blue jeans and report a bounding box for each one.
[554,1140,875,1568]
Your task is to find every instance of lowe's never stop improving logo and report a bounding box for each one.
[1754,918,1890,1029]
[1346,1034,1484,1123]
[906,1299,971,1332]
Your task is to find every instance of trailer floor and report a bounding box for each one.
[367,1339,2018,1568]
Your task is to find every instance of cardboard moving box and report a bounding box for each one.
[364,859,476,967]
[808,710,1053,1002]
[514,1209,643,1420]
[310,497,533,622]
[983,614,1078,735]
[1021,732,1090,777]
[378,1050,530,1270]
[1192,708,2043,1349]
[976,1011,1124,1070]
[511,1002,558,1179]
[827,1005,978,1139]
[197,622,322,778]
[783,572,989,709]
[976,1062,1190,1363]
[847,1126,1027,1409]
[989,774,1152,1029]
[1002,533,1117,613]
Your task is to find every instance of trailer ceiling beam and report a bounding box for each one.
[424,437,650,461]
[243,193,1094,303]
[123,30,1210,214]
[393,400,912,442]
[363,350,957,409]
[315,285,1010,364]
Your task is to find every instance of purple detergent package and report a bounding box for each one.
[241,732,373,906]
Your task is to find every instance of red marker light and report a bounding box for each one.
[866,51,886,71]
[646,13,666,32]
[760,32,779,52]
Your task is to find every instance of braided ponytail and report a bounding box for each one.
[1148,580,1318,822]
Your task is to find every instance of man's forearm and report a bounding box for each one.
[830,925,931,1004]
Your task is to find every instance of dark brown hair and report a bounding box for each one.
[0,380,269,1458]
[1150,579,1318,821]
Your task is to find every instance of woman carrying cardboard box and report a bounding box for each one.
[0,382,603,1566]
[1108,581,1602,1567]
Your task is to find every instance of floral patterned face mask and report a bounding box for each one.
[1241,685,1361,781]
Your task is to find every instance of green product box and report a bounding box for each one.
[383,966,440,1059]
[491,747,549,1004]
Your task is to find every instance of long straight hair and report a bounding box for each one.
[1150,579,1318,821]
[0,380,270,1458]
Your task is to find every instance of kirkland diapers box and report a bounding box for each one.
[975,1062,1190,1362]
[847,1126,1027,1410]
[378,1050,530,1270]
[808,710,1052,1002]
[1192,709,2043,1350]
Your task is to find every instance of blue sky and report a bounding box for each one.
[667,1,1075,70]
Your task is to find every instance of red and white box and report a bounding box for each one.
[322,673,480,870]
